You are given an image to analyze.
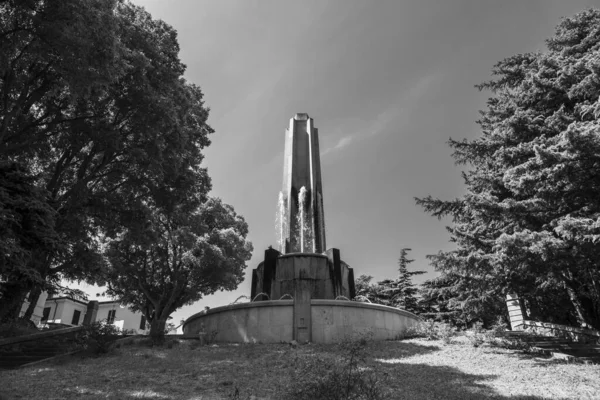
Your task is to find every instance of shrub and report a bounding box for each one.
[410,320,456,344]
[467,318,509,348]
[280,334,388,400]
[467,321,485,347]
[76,321,123,354]
[0,321,39,339]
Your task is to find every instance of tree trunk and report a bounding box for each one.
[564,282,593,329]
[149,317,167,344]
[21,285,42,321]
[0,283,30,323]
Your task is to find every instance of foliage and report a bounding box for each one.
[415,9,600,330]
[467,321,486,348]
[281,335,389,400]
[0,161,58,321]
[410,320,456,344]
[105,197,253,344]
[417,273,464,326]
[377,248,426,313]
[0,0,219,323]
[76,320,124,354]
[353,275,385,304]
[0,320,39,339]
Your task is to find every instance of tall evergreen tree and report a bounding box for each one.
[377,248,426,313]
[416,9,600,329]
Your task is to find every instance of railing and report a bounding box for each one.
[0,326,84,347]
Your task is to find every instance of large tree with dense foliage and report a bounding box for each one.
[416,9,600,329]
[105,197,253,343]
[0,1,215,322]
[0,161,58,321]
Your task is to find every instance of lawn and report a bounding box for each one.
[0,336,598,400]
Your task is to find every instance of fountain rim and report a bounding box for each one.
[182,299,422,332]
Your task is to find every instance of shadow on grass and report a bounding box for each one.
[368,341,547,400]
[369,340,442,359]
[483,344,583,367]
[374,360,544,400]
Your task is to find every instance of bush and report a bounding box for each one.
[280,334,388,400]
[76,321,123,354]
[410,320,456,344]
[467,321,485,348]
[0,321,39,339]
[467,318,509,348]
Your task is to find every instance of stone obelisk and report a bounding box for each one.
[281,113,326,254]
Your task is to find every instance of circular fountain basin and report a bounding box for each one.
[182,299,421,344]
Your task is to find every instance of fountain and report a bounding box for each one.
[183,114,420,343]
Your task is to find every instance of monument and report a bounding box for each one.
[183,114,420,344]
[279,112,326,254]
[250,114,355,303]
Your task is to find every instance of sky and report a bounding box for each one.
[76,0,599,325]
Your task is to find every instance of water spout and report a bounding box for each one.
[252,292,270,302]
[354,295,372,303]
[298,186,307,252]
[276,192,287,252]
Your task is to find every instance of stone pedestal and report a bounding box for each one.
[250,250,356,301]
[294,272,312,343]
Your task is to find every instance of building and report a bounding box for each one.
[40,296,149,334]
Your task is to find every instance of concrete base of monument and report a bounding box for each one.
[182,299,421,344]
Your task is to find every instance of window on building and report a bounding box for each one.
[140,315,146,330]
[71,310,81,326]
[107,309,116,324]
[42,307,51,322]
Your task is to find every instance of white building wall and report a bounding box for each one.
[96,303,148,334]
[43,298,88,326]
[38,297,149,334]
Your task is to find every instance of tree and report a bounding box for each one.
[0,160,58,322]
[0,0,123,320]
[0,1,214,321]
[354,275,385,304]
[416,9,600,329]
[377,248,426,313]
[105,197,253,343]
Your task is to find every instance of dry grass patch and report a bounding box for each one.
[0,337,598,399]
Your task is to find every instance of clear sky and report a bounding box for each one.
[76,0,599,325]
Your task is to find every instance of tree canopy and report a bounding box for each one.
[0,1,244,327]
[105,197,253,342]
[416,9,600,329]
[354,248,425,314]
[377,248,425,313]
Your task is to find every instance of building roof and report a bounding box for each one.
[46,296,88,306]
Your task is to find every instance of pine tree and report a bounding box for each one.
[416,9,600,329]
[354,275,385,304]
[377,248,426,313]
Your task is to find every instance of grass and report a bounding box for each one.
[1,336,599,400]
